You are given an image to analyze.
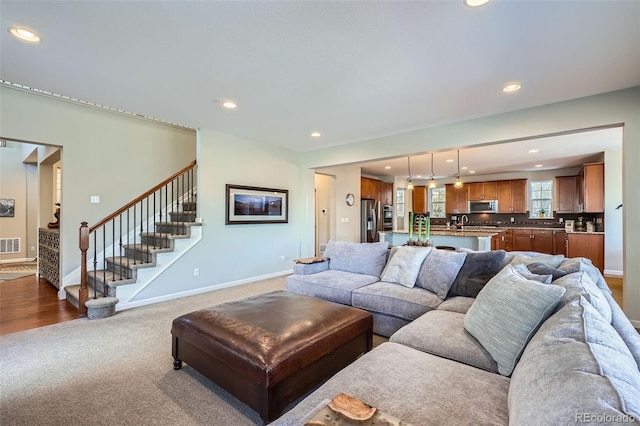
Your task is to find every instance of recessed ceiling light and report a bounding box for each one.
[446,159,454,163]
[310,131,321,138]
[464,0,491,7]
[461,166,468,170]
[384,166,391,170]
[503,83,522,93]
[534,164,543,168]
[416,175,423,178]
[528,149,539,153]
[221,100,238,109]
[469,170,476,174]
[9,27,40,42]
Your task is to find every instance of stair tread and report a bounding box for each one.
[104,256,156,269]
[122,244,173,253]
[88,270,137,285]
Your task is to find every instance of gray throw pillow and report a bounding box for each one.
[526,262,567,280]
[510,253,565,269]
[511,263,552,284]
[415,249,467,299]
[380,246,432,288]
[448,250,506,298]
[324,240,389,277]
[464,265,566,376]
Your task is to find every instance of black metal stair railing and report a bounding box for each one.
[78,161,197,315]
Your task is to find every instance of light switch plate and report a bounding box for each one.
[90,196,100,204]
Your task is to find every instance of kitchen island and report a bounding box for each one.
[379,228,499,251]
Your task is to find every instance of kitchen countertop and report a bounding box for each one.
[392,226,605,235]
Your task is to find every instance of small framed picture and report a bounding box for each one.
[225,184,288,225]
[0,199,15,217]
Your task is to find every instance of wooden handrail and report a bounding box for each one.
[89,160,196,233]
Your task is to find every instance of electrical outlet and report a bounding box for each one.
[510,217,515,223]
[30,246,35,252]
[193,268,200,276]
[90,195,100,204]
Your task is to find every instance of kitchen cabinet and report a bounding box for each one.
[445,184,468,214]
[497,179,527,214]
[577,162,604,213]
[552,230,567,255]
[361,177,380,200]
[556,176,578,213]
[511,228,554,254]
[468,181,497,201]
[567,233,604,273]
[491,230,508,251]
[381,182,394,205]
[412,186,427,214]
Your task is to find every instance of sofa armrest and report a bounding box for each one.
[293,261,329,275]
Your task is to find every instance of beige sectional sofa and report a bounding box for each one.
[275,241,640,425]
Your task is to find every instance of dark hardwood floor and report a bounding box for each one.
[0,275,79,336]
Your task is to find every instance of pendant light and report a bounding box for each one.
[428,153,437,189]
[454,150,463,188]
[406,157,414,190]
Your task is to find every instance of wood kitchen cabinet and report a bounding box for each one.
[361,177,380,200]
[556,176,578,213]
[511,228,554,254]
[567,233,604,273]
[577,162,604,213]
[412,186,428,214]
[552,230,567,255]
[381,182,394,205]
[498,179,526,214]
[445,184,468,214]
[491,230,508,251]
[468,181,497,201]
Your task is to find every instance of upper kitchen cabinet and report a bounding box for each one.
[556,176,578,213]
[361,177,380,200]
[412,186,428,214]
[445,184,468,214]
[468,181,497,201]
[381,182,394,205]
[497,179,527,213]
[577,162,604,213]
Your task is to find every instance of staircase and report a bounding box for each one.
[65,200,200,317]
[66,161,199,318]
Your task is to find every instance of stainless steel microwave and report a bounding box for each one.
[469,200,498,214]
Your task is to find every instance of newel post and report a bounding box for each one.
[79,222,89,316]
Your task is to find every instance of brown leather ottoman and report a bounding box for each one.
[171,291,373,422]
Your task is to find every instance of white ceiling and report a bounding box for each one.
[1,1,637,170]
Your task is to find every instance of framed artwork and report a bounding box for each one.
[0,199,15,217]
[225,184,288,225]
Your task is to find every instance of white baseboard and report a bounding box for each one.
[0,257,36,264]
[603,269,623,277]
[631,319,640,329]
[115,269,293,311]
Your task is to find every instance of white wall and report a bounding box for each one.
[313,165,362,242]
[315,173,335,254]
[130,128,302,300]
[605,148,623,275]
[0,142,29,261]
[299,87,640,326]
[0,86,196,281]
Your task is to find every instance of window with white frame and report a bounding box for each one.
[430,187,446,218]
[396,188,405,230]
[530,180,553,218]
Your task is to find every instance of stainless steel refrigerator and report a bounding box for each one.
[361,199,380,243]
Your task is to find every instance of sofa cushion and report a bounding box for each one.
[511,263,552,284]
[552,271,612,323]
[448,250,506,298]
[558,256,610,293]
[510,252,565,269]
[603,290,640,369]
[509,296,640,423]
[352,281,442,322]
[285,270,379,305]
[436,296,475,314]
[324,240,389,277]
[380,246,432,288]
[390,310,499,373]
[464,265,566,376]
[415,249,467,299]
[270,342,510,426]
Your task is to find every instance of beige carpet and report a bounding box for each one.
[1,277,290,425]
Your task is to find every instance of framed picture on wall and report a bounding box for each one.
[225,184,289,225]
[0,199,15,217]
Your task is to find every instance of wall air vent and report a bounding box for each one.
[0,238,20,254]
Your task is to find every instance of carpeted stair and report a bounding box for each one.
[65,200,200,317]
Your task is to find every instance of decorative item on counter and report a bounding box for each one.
[538,208,546,218]
[47,203,60,229]
[409,212,414,241]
